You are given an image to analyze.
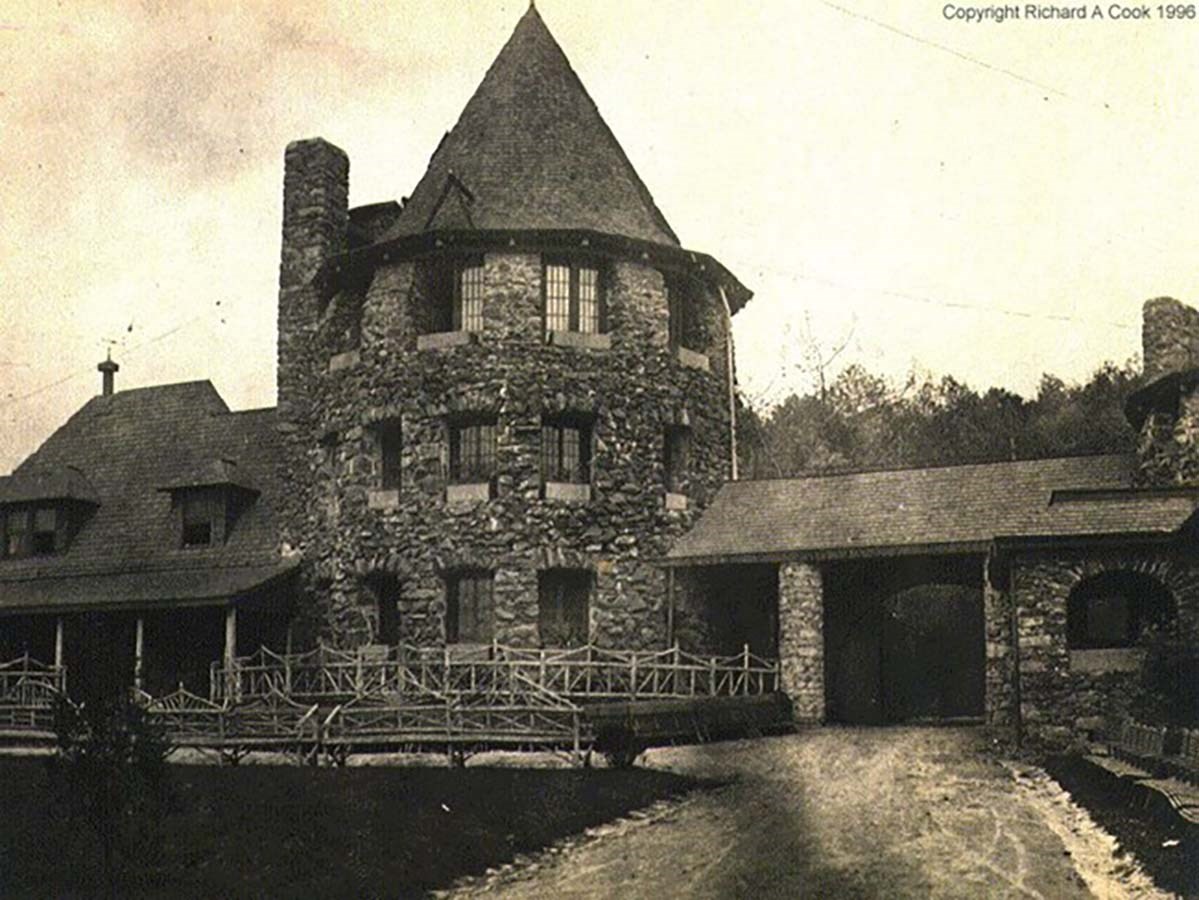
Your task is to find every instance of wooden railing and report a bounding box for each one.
[211,642,780,705]
[0,655,66,734]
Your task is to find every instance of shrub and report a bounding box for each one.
[1137,633,1199,728]
[45,695,173,897]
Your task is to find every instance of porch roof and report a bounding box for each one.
[665,454,1199,565]
[0,560,298,614]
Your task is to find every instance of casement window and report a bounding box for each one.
[446,570,494,643]
[1066,571,1174,650]
[448,418,497,484]
[541,415,592,485]
[427,257,485,334]
[375,420,402,491]
[538,569,590,647]
[664,427,691,493]
[454,260,486,332]
[181,491,223,548]
[666,277,699,350]
[544,260,602,335]
[1,506,61,558]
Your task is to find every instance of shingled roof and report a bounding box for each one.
[381,6,679,246]
[666,454,1199,565]
[0,382,294,613]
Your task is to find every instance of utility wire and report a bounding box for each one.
[0,311,212,410]
[817,0,1070,98]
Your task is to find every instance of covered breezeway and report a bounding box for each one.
[822,554,985,725]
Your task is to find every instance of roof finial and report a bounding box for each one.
[97,351,119,396]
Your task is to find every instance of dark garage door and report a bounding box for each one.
[825,577,984,725]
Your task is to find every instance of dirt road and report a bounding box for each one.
[447,728,1166,899]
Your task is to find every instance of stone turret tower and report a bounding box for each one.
[1126,297,1199,486]
[276,7,750,649]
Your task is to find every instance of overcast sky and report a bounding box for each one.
[2,0,1197,473]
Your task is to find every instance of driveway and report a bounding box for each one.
[447,728,1166,899]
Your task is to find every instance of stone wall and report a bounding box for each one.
[778,561,824,722]
[1008,549,1199,746]
[275,150,737,651]
[983,552,1015,731]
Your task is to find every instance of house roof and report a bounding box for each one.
[666,454,1199,565]
[381,6,679,247]
[0,381,291,612]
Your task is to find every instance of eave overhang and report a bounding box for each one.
[313,228,753,314]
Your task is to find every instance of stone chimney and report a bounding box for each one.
[97,352,119,396]
[277,138,349,419]
[1130,297,1199,486]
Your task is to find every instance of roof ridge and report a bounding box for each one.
[731,452,1131,485]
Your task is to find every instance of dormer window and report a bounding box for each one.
[181,491,223,548]
[544,260,602,335]
[1,506,64,558]
[160,462,258,549]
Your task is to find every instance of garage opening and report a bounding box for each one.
[823,554,984,725]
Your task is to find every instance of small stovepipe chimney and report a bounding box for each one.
[97,350,119,396]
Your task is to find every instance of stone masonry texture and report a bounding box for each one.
[1008,549,1199,745]
[276,141,734,651]
[778,562,824,722]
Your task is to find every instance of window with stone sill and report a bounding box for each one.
[372,420,402,491]
[429,257,486,334]
[1,505,63,559]
[544,259,604,336]
[541,414,593,486]
[664,426,691,494]
[538,569,591,648]
[448,418,497,484]
[666,275,704,352]
[1066,570,1175,650]
[445,570,494,644]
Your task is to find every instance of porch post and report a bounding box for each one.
[665,567,676,648]
[224,604,238,667]
[134,616,145,691]
[223,604,238,702]
[54,617,64,668]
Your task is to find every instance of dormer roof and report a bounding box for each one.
[0,467,100,505]
[0,380,292,612]
[381,6,679,247]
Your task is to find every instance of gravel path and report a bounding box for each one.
[447,728,1168,899]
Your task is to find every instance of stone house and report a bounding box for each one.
[0,7,1195,745]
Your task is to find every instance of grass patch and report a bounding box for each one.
[0,756,703,898]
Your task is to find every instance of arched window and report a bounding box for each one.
[1066,571,1174,649]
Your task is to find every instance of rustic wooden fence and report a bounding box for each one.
[211,642,780,705]
[0,655,66,735]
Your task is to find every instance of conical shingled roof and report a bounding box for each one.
[381,6,679,247]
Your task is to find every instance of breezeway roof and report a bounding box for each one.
[665,454,1199,565]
